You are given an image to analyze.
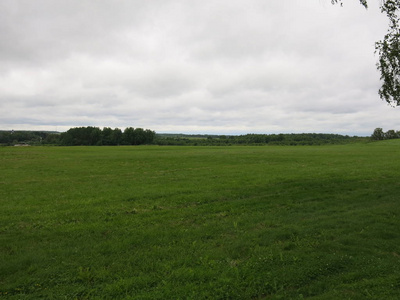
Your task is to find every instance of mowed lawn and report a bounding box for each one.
[1,142,400,299]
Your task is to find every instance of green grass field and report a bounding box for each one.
[1,142,400,299]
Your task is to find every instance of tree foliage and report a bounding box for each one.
[0,130,52,145]
[332,0,368,8]
[333,0,400,106]
[376,0,400,106]
[155,133,362,146]
[371,127,400,139]
[60,126,155,146]
[371,127,385,140]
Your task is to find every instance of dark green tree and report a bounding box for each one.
[111,128,123,145]
[90,127,102,145]
[384,129,399,138]
[133,128,145,145]
[123,127,135,145]
[59,126,153,146]
[60,126,102,145]
[60,131,74,145]
[102,127,123,145]
[371,127,385,140]
[144,129,156,144]
[43,133,61,145]
[102,127,114,145]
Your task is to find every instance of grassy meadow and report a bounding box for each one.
[1,142,400,299]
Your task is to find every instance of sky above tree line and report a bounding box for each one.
[0,0,398,135]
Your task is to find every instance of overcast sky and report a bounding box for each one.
[1,0,398,135]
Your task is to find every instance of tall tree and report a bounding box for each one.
[111,128,123,145]
[102,127,114,145]
[122,127,135,145]
[376,0,400,106]
[333,0,400,106]
[371,127,385,140]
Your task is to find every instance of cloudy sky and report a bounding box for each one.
[1,0,398,135]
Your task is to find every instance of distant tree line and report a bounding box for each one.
[0,130,52,145]
[370,128,400,140]
[2,129,384,146]
[155,133,365,146]
[60,127,156,145]
[0,127,156,146]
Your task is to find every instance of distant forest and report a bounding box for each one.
[0,127,155,146]
[154,133,362,146]
[1,126,392,146]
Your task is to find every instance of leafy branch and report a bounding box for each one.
[332,0,400,106]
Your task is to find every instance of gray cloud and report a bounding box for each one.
[0,0,398,135]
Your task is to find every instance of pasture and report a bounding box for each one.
[1,142,400,299]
